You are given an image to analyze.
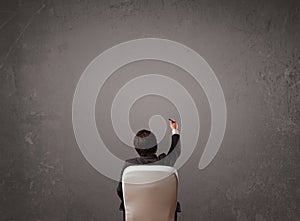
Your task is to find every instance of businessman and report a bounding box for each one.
[117,118,181,220]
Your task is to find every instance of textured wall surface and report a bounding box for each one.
[0,0,299,220]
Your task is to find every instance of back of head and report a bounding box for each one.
[134,129,157,156]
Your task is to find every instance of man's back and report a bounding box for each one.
[117,131,180,200]
[116,119,181,217]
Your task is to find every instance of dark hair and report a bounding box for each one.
[133,129,157,156]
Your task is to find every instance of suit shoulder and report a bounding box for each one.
[125,158,139,164]
[158,153,167,160]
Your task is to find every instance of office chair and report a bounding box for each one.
[122,165,179,221]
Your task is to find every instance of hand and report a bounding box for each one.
[169,118,178,130]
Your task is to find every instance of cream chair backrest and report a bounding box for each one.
[122,165,178,221]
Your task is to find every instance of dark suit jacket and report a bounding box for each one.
[117,133,181,212]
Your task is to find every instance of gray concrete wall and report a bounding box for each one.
[0,0,299,220]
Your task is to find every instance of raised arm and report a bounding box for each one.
[157,118,181,166]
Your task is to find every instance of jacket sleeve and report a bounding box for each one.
[157,133,181,167]
[116,160,132,201]
[117,181,123,200]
